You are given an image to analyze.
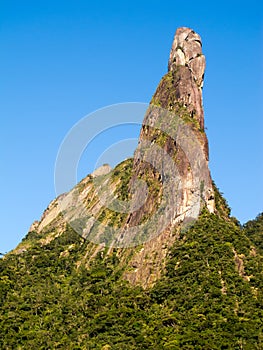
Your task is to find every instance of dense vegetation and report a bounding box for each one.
[243,213,263,254]
[1,207,262,349]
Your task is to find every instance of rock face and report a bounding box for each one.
[167,27,205,130]
[168,27,205,88]
[124,27,214,231]
[21,27,215,288]
[119,28,215,285]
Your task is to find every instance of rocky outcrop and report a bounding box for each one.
[121,27,215,285]
[124,27,214,233]
[21,27,215,288]
[168,27,205,88]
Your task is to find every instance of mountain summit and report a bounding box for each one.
[1,28,262,349]
[126,27,214,231]
[20,27,216,286]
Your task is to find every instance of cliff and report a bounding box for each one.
[1,27,263,349]
[12,27,217,287]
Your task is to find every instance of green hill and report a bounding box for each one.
[1,205,263,349]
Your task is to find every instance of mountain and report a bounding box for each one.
[1,28,263,349]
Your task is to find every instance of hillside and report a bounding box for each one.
[1,27,262,349]
[1,207,263,348]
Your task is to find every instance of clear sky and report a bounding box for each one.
[1,0,262,253]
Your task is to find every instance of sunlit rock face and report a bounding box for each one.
[169,27,205,88]
[24,28,215,288]
[115,27,215,285]
[125,27,214,231]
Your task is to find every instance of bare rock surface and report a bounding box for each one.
[123,27,215,285]
[169,27,205,88]
[20,28,215,288]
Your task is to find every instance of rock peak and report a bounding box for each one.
[168,27,205,88]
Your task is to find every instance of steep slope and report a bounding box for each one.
[1,27,263,349]
[243,213,263,254]
[11,27,216,288]
[1,210,263,349]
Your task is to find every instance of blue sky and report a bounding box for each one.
[1,0,262,253]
